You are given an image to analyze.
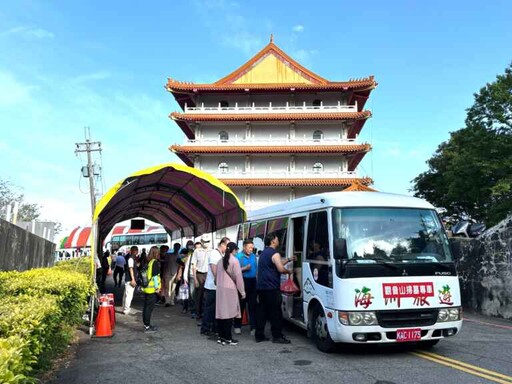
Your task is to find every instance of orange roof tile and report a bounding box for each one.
[170,110,371,122]
[170,144,371,154]
[343,182,378,192]
[165,40,377,93]
[219,178,373,187]
[166,77,377,93]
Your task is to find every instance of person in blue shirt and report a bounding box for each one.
[233,239,257,335]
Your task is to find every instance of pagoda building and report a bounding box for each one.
[166,37,377,211]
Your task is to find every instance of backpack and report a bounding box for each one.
[137,264,150,288]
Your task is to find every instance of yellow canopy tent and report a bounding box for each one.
[88,163,245,334]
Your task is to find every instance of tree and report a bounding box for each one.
[412,64,512,226]
[1,178,41,221]
[17,203,41,222]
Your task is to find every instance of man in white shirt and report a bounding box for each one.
[200,237,230,336]
[191,238,211,322]
[122,246,138,315]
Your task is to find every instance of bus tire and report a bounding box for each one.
[311,306,336,353]
[418,339,439,349]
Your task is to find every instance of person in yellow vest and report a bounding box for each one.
[142,246,161,333]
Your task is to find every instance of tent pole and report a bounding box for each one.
[89,221,98,336]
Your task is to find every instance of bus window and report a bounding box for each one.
[156,233,168,243]
[117,235,127,246]
[237,223,250,242]
[267,217,289,257]
[306,211,332,287]
[249,221,266,254]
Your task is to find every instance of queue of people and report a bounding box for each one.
[98,231,296,345]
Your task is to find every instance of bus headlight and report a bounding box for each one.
[349,312,364,325]
[338,311,378,326]
[448,308,460,321]
[438,307,461,322]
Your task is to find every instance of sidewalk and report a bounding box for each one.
[47,280,325,384]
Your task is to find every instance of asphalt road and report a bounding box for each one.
[48,284,512,384]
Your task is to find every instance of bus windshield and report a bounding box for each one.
[332,207,452,263]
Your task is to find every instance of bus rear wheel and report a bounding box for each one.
[311,306,336,353]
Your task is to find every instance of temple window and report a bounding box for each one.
[218,162,229,174]
[313,162,324,173]
[219,131,229,141]
[313,130,323,141]
[312,99,322,108]
[220,100,229,108]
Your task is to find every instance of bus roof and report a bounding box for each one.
[247,191,434,222]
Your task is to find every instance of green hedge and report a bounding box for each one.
[0,258,94,383]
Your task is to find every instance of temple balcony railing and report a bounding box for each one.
[183,101,358,114]
[210,169,356,179]
[185,135,356,146]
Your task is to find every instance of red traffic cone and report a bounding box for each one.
[242,308,249,326]
[94,300,114,338]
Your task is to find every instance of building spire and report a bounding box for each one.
[270,33,274,43]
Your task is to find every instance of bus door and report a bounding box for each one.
[287,215,306,322]
[303,211,334,313]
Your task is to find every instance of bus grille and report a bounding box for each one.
[376,309,438,328]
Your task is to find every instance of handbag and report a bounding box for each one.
[280,275,300,295]
[178,282,189,300]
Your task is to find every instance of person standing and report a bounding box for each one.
[254,233,295,344]
[191,237,211,324]
[163,243,180,306]
[113,252,126,287]
[177,241,194,314]
[122,246,138,315]
[99,250,110,293]
[200,237,230,336]
[142,246,161,333]
[233,239,257,335]
[216,242,246,345]
[158,245,170,304]
[183,241,199,317]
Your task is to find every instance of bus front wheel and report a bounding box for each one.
[311,306,336,353]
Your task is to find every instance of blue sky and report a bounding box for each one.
[0,0,511,236]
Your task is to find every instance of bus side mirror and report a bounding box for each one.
[333,239,347,260]
[449,238,462,261]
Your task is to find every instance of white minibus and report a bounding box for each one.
[238,191,462,352]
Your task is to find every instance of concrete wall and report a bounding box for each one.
[0,218,56,271]
[455,215,512,319]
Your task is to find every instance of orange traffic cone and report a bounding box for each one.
[106,294,116,330]
[242,307,249,326]
[94,299,114,338]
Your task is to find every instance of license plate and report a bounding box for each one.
[396,328,422,342]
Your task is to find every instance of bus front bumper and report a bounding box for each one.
[329,317,463,344]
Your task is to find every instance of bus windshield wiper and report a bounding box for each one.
[343,258,399,269]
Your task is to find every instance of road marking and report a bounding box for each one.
[464,317,512,330]
[411,350,512,384]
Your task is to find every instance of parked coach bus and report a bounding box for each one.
[105,229,171,254]
[238,191,462,352]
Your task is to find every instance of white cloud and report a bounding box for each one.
[71,71,111,84]
[192,0,267,55]
[0,71,35,107]
[0,26,54,39]
[386,147,401,157]
[292,25,304,33]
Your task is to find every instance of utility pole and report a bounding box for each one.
[75,127,102,219]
